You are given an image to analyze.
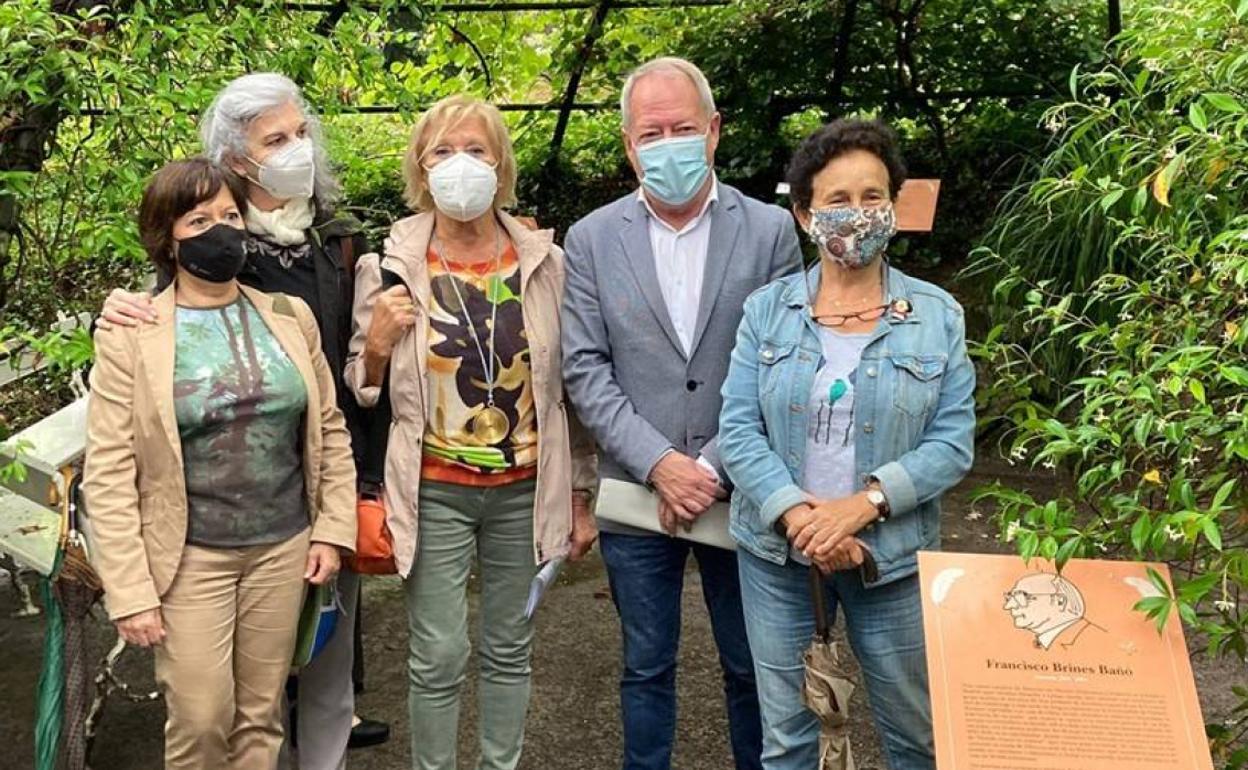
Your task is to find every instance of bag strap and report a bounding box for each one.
[808,549,880,642]
[357,267,403,490]
[809,566,832,644]
[271,293,296,318]
[339,233,356,279]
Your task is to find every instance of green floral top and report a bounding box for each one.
[174,296,309,547]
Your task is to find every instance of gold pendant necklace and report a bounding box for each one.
[472,405,510,445]
[433,224,511,446]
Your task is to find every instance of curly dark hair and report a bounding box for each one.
[785,119,907,211]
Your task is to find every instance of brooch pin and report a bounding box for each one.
[889,298,912,320]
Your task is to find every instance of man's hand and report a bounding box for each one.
[115,607,166,647]
[305,542,342,585]
[792,493,878,560]
[97,289,157,331]
[569,493,598,561]
[649,452,724,521]
[658,496,700,536]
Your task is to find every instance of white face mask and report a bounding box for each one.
[248,137,316,200]
[426,153,498,221]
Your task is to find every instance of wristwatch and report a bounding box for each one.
[865,487,890,522]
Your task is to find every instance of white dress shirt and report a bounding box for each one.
[639,179,719,357]
[639,180,723,481]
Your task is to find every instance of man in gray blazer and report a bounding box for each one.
[561,57,803,770]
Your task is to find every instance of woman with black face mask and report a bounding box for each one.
[96,73,389,765]
[82,158,357,770]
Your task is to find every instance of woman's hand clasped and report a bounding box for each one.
[365,285,418,359]
[781,496,876,575]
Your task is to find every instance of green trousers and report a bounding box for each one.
[405,478,539,770]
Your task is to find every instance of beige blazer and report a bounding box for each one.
[345,211,597,577]
[84,284,357,621]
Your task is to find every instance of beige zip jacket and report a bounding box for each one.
[345,211,596,577]
[84,285,357,620]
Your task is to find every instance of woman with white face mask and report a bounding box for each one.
[344,94,598,770]
[94,73,390,769]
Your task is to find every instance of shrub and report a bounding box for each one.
[972,0,1248,763]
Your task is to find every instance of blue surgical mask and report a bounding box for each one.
[636,133,711,205]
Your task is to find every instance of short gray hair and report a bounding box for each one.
[620,57,716,130]
[199,72,340,208]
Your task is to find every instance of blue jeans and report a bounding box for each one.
[599,532,763,770]
[737,550,934,770]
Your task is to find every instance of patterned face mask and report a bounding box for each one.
[806,204,897,269]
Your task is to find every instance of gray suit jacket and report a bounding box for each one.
[561,182,803,495]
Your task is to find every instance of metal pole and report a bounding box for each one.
[547,0,613,166]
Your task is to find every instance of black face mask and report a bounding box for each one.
[175,223,248,283]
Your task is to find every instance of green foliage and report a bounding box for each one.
[0,438,32,485]
[1,1,1106,336]
[967,0,1248,385]
[0,0,1108,434]
[972,0,1248,763]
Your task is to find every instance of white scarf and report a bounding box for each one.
[246,196,315,246]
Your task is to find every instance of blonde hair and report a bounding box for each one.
[402,94,518,213]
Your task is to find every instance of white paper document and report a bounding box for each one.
[595,479,736,551]
[525,558,565,620]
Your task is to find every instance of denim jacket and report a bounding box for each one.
[718,263,975,586]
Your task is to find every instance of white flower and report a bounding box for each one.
[1042,459,1057,470]
[1164,525,1183,542]
[964,511,982,521]
[1091,368,1108,377]
[1214,599,1235,613]
[1204,194,1219,202]
[1010,446,1028,461]
[1181,455,1198,467]
[1005,521,1021,543]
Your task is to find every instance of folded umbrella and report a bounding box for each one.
[801,550,878,770]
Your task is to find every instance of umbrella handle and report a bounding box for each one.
[808,549,881,643]
[808,566,831,643]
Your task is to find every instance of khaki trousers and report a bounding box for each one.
[154,530,310,770]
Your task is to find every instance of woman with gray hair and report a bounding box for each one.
[98,72,389,768]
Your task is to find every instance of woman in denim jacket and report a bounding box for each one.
[718,119,975,770]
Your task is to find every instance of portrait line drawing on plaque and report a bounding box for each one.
[1003,572,1107,650]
